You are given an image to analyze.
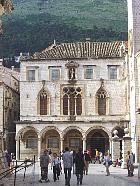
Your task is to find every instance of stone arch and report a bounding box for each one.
[85,126,111,138]
[40,126,62,138]
[16,126,39,160]
[63,126,83,151]
[16,126,39,140]
[62,126,84,137]
[40,126,61,154]
[86,126,110,157]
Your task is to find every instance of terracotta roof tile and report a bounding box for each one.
[31,41,127,60]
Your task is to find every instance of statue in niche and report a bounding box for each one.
[69,67,75,80]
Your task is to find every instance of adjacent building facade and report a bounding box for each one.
[16,41,130,160]
[0,61,19,155]
[127,0,140,162]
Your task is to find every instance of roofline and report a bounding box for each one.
[0,81,19,94]
[20,56,126,62]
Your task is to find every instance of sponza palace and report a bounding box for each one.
[16,41,130,161]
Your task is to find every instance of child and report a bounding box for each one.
[51,153,61,182]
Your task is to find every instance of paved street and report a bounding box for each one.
[1,163,140,186]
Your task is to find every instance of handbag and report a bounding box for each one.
[108,160,113,166]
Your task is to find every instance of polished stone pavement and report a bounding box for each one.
[1,163,140,186]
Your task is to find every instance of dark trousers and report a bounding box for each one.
[127,164,134,176]
[41,167,48,180]
[76,173,83,184]
[53,165,60,181]
[64,168,72,185]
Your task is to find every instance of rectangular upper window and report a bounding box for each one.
[26,66,39,81]
[108,66,118,80]
[27,70,35,81]
[49,66,60,81]
[84,65,95,79]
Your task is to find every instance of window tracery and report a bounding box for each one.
[62,87,82,116]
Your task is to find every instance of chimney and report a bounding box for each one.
[86,38,91,41]
[0,59,3,66]
[11,66,14,71]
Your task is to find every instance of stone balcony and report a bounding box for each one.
[19,114,129,123]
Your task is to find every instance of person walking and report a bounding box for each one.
[5,150,12,169]
[51,153,61,182]
[75,148,85,185]
[62,147,73,186]
[83,150,91,175]
[127,151,134,177]
[39,149,50,183]
[103,152,111,176]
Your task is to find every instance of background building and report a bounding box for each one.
[127,0,140,162]
[0,61,19,155]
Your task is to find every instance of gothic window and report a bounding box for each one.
[40,90,48,115]
[62,87,82,115]
[97,90,107,115]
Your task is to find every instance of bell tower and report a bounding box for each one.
[128,0,140,163]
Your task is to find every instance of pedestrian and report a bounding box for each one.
[83,150,91,175]
[39,149,50,183]
[99,152,103,164]
[5,150,12,168]
[75,148,85,185]
[51,153,61,182]
[103,152,112,176]
[62,147,73,186]
[127,151,134,177]
[73,150,76,174]
[95,149,99,163]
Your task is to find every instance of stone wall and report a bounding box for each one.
[20,58,128,119]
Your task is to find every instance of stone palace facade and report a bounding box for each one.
[16,41,130,160]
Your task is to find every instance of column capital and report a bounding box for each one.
[82,137,86,141]
[123,136,131,140]
[112,136,120,142]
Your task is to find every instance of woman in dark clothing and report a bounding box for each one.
[75,148,85,185]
